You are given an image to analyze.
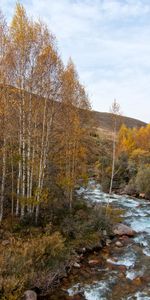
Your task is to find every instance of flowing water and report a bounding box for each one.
[49,181,150,300]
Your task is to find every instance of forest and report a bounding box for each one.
[98,122,150,199]
[0,3,150,300]
[0,3,91,223]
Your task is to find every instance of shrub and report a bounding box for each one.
[135,166,150,199]
[124,178,137,196]
[0,232,65,299]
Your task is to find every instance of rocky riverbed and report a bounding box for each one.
[40,181,150,300]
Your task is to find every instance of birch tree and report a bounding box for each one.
[32,28,62,222]
[57,59,90,211]
[10,3,39,217]
[0,12,8,222]
[109,99,121,194]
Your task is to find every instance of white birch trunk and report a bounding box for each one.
[21,91,26,218]
[109,119,117,195]
[35,97,47,222]
[16,103,22,216]
[0,137,6,222]
[27,93,32,201]
[11,149,14,216]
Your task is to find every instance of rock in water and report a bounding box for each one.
[24,290,37,300]
[113,224,135,236]
[139,193,145,198]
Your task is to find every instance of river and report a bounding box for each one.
[49,181,150,300]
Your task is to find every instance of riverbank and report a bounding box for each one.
[49,183,150,300]
[40,223,136,300]
[47,233,137,300]
[2,182,150,300]
[0,195,120,300]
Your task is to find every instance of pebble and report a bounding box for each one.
[73,262,81,268]
[88,259,101,265]
[115,241,123,247]
[106,239,112,246]
[24,290,37,300]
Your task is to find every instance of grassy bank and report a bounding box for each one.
[0,196,124,300]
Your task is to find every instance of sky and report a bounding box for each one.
[1,0,150,123]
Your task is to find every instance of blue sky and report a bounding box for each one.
[1,0,150,122]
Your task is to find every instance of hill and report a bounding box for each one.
[90,110,146,132]
[1,85,146,134]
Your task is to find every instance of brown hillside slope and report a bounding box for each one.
[89,110,146,131]
[1,85,146,132]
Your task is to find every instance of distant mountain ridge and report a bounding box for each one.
[89,110,147,132]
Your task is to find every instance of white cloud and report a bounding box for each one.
[1,0,150,122]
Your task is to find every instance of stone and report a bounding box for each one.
[118,265,126,272]
[118,272,125,278]
[24,290,37,300]
[119,235,129,240]
[119,235,131,245]
[88,259,101,265]
[69,294,83,300]
[106,239,112,246]
[103,230,107,236]
[139,193,145,198]
[115,241,123,247]
[107,257,118,265]
[113,224,135,237]
[2,240,10,246]
[132,277,142,286]
[73,262,81,268]
[80,269,91,279]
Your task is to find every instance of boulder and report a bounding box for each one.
[113,224,135,237]
[24,290,37,300]
[139,193,145,199]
